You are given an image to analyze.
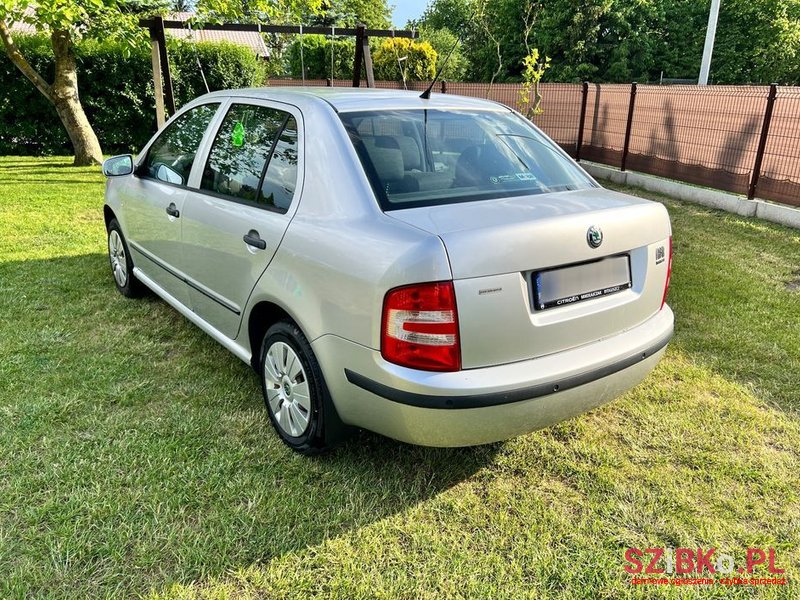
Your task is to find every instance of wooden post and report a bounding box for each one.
[362,31,374,88]
[149,32,166,128]
[153,17,176,116]
[353,24,365,87]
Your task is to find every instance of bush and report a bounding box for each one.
[372,38,436,81]
[286,34,357,81]
[372,38,437,82]
[417,27,468,82]
[0,35,69,156]
[0,35,266,156]
[168,39,267,104]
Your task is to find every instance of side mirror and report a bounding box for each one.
[102,154,134,177]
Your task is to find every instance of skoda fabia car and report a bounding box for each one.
[102,88,674,454]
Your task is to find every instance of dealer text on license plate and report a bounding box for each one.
[533,255,632,311]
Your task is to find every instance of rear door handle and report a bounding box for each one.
[165,203,180,218]
[243,230,267,250]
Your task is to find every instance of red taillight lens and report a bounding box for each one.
[381,281,461,372]
[661,236,673,310]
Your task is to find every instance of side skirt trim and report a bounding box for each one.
[133,267,252,365]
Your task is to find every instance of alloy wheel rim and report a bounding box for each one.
[108,230,128,287]
[264,341,311,437]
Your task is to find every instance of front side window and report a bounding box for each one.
[340,109,596,210]
[143,103,219,185]
[201,104,288,203]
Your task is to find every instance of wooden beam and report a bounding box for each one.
[352,24,364,87]
[138,18,418,39]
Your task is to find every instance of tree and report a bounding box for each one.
[172,0,194,12]
[711,0,800,84]
[519,49,550,117]
[408,0,472,36]
[412,0,535,84]
[0,0,321,167]
[417,27,468,81]
[311,0,391,28]
[0,1,163,165]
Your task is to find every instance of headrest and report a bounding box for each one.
[367,146,404,182]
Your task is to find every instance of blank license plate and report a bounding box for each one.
[533,256,631,310]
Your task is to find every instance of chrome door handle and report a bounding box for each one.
[243,230,267,250]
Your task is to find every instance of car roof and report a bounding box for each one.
[197,87,512,113]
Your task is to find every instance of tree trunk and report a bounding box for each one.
[50,29,103,166]
[0,22,103,166]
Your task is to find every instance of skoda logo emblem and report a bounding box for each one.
[587,226,603,248]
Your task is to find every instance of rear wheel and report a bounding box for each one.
[107,219,143,298]
[260,320,345,454]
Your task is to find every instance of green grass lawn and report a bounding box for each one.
[1,156,798,599]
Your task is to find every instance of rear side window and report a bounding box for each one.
[201,104,290,205]
[143,103,219,185]
[340,109,596,211]
[260,116,298,212]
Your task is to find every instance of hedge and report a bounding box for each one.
[286,35,359,81]
[0,35,266,156]
[286,35,438,83]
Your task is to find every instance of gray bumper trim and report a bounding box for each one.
[345,328,672,409]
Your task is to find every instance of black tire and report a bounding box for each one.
[107,218,144,298]
[259,320,348,454]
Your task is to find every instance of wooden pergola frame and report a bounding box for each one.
[139,16,418,127]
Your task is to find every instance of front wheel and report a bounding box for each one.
[107,218,143,298]
[260,320,346,454]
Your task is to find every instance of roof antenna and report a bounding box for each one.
[420,33,461,99]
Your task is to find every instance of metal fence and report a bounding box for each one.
[268,79,800,208]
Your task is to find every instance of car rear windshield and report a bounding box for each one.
[340,108,596,211]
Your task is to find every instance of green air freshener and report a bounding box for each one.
[231,121,245,147]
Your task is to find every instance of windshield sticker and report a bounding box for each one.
[490,174,518,184]
[231,121,245,147]
[516,172,537,181]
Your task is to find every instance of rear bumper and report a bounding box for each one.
[312,306,674,447]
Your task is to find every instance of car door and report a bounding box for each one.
[180,100,303,339]
[123,102,221,307]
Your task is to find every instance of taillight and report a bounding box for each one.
[661,236,673,310]
[381,281,461,372]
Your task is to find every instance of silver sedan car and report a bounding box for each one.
[102,88,674,454]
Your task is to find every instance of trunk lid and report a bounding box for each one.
[388,188,672,369]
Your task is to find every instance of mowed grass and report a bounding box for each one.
[0,155,798,599]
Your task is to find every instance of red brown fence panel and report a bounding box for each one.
[580,84,631,169]
[623,85,765,197]
[529,83,583,156]
[757,87,800,207]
